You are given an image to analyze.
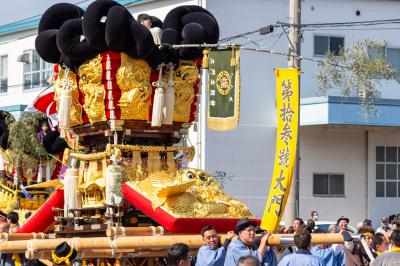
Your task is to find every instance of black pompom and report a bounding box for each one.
[83,0,122,50]
[181,12,219,43]
[57,18,100,61]
[161,5,220,60]
[150,16,163,28]
[38,3,84,33]
[35,30,61,64]
[128,20,156,58]
[105,6,133,51]
[42,130,68,155]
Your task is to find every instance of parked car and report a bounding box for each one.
[279,221,357,233]
[315,221,357,233]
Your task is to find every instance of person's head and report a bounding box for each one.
[328,224,339,233]
[313,228,329,249]
[286,226,294,234]
[236,256,261,266]
[391,219,400,230]
[337,216,349,231]
[235,219,257,246]
[306,219,315,232]
[137,13,152,29]
[0,221,9,233]
[7,211,19,225]
[292,218,304,233]
[381,217,389,228]
[358,226,375,249]
[373,233,389,253]
[51,242,77,265]
[40,121,49,133]
[201,226,219,249]
[391,229,400,248]
[363,219,373,227]
[167,243,191,266]
[294,229,312,250]
[311,211,318,221]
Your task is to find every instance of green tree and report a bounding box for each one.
[316,40,400,118]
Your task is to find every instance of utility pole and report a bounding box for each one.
[284,0,301,228]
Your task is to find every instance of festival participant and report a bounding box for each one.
[195,226,235,266]
[236,256,261,266]
[337,216,350,232]
[167,243,191,266]
[277,229,324,266]
[372,232,389,256]
[224,219,277,266]
[0,211,9,233]
[371,229,400,266]
[377,217,391,233]
[292,218,304,233]
[7,211,19,233]
[341,226,376,266]
[137,13,152,29]
[310,228,336,265]
[51,242,77,266]
[311,211,318,221]
[391,219,400,231]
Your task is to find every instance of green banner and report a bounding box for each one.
[207,49,240,131]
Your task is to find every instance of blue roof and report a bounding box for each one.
[301,96,400,127]
[0,0,145,37]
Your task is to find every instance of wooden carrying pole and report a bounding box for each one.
[0,233,47,241]
[0,233,352,253]
[106,226,175,237]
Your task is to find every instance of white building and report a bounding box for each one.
[0,0,399,227]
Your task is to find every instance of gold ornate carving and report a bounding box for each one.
[78,55,106,123]
[54,67,83,126]
[173,60,199,122]
[117,53,152,120]
[130,168,251,218]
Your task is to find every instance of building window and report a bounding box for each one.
[23,50,53,91]
[0,55,7,93]
[376,146,400,197]
[314,35,344,56]
[368,47,400,75]
[313,173,345,196]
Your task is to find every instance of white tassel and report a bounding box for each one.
[45,161,51,182]
[163,65,175,125]
[106,164,122,206]
[58,70,72,129]
[0,153,4,171]
[37,161,43,183]
[151,65,165,127]
[63,168,79,217]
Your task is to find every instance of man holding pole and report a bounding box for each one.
[224,219,277,266]
[195,226,235,266]
[371,228,400,266]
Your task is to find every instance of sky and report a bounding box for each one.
[0,0,93,26]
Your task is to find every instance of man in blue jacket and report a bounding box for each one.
[195,226,235,266]
[278,229,324,266]
[224,219,277,266]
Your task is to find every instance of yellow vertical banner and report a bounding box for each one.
[261,68,299,232]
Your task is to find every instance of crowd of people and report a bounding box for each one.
[166,211,400,266]
[1,210,400,265]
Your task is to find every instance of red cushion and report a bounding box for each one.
[18,189,64,233]
[121,183,260,233]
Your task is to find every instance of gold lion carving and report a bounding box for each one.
[117,53,152,120]
[173,60,199,122]
[78,55,106,123]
